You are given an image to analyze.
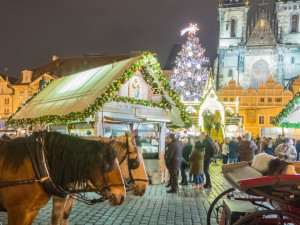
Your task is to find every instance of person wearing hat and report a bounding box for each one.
[180,138,192,186]
[165,133,182,193]
[275,138,297,162]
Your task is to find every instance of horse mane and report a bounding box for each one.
[1,132,117,191]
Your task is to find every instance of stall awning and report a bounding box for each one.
[12,58,137,120]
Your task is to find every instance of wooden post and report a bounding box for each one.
[159,122,168,183]
[95,111,104,137]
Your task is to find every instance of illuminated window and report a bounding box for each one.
[224,98,228,102]
[275,98,282,103]
[291,14,298,32]
[230,98,234,102]
[268,98,272,102]
[4,109,9,116]
[269,116,275,124]
[4,98,9,104]
[260,98,265,103]
[28,90,33,97]
[259,116,265,125]
[231,19,236,37]
[19,90,25,100]
[240,116,244,124]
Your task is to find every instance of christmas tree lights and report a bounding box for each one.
[170,23,210,101]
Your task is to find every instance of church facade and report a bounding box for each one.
[214,0,300,90]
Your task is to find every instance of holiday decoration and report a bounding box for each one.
[170,23,209,101]
[7,52,193,128]
[273,92,300,129]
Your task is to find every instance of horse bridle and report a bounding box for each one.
[118,139,149,184]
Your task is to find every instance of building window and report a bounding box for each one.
[259,116,265,125]
[240,116,244,124]
[224,98,228,102]
[4,98,9,104]
[291,14,299,32]
[260,98,265,103]
[4,109,9,116]
[231,19,236,37]
[19,90,25,100]
[291,56,295,64]
[275,98,282,103]
[230,98,234,102]
[270,116,275,124]
[28,90,33,97]
[228,69,233,77]
[268,98,272,103]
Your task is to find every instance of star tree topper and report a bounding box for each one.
[181,23,199,36]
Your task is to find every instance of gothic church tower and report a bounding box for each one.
[218,0,250,48]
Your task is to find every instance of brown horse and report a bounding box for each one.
[51,137,148,225]
[0,132,126,225]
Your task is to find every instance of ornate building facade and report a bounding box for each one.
[219,76,300,136]
[214,0,300,90]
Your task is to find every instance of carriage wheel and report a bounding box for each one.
[207,188,272,225]
[207,188,235,225]
[233,210,300,225]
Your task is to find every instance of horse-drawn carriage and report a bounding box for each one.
[207,161,300,225]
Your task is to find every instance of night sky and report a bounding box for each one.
[0,0,272,77]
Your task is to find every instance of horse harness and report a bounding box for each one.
[0,133,124,205]
[118,142,148,184]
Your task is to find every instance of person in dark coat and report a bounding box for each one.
[296,140,300,161]
[229,137,239,163]
[165,133,182,193]
[189,141,205,190]
[239,133,258,162]
[196,132,216,189]
[132,129,141,147]
[180,138,192,186]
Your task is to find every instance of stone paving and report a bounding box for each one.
[0,161,232,225]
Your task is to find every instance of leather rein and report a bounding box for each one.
[0,134,124,205]
[118,140,149,184]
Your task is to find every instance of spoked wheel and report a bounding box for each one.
[234,210,300,225]
[207,188,235,225]
[207,188,272,225]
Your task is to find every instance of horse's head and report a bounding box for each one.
[124,139,148,196]
[90,143,126,206]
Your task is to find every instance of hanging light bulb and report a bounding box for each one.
[187,72,192,76]
[188,51,193,57]
[196,64,201,69]
[187,62,192,67]
[186,91,190,96]
[197,76,202,81]
[180,81,185,86]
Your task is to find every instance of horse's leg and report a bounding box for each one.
[61,195,76,225]
[51,196,68,225]
[7,207,39,225]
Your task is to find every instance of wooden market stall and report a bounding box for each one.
[7,52,192,159]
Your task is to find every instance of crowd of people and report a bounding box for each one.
[164,131,216,193]
[163,132,300,194]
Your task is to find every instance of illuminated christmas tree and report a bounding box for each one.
[170,23,209,101]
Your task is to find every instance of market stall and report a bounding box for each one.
[273,92,300,129]
[7,52,192,159]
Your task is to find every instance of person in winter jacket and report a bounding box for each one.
[229,137,239,163]
[189,141,205,190]
[296,140,300,161]
[239,133,258,162]
[264,138,275,156]
[275,138,297,162]
[222,137,230,164]
[165,133,182,193]
[180,138,192,186]
[196,132,216,188]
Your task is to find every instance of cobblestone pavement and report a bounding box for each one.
[0,161,232,225]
